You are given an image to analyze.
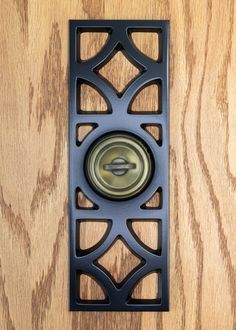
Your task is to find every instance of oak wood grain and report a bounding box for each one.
[0,0,236,329]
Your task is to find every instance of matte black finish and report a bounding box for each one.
[69,20,169,311]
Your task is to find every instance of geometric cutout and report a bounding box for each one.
[76,123,98,146]
[77,273,107,302]
[141,124,162,146]
[79,32,109,61]
[129,81,161,113]
[130,271,160,302]
[141,187,162,209]
[97,237,142,284]
[76,220,110,254]
[130,31,161,61]
[98,51,140,94]
[128,219,161,254]
[76,188,99,210]
[78,83,109,113]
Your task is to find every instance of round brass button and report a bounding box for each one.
[85,132,153,200]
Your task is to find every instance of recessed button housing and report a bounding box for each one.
[85,132,154,200]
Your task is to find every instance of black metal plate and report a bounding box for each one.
[69,19,169,311]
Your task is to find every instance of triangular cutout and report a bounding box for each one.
[76,188,98,210]
[97,237,142,284]
[98,51,140,93]
[141,188,162,209]
[79,32,109,61]
[130,271,160,300]
[142,124,162,146]
[78,83,110,113]
[78,273,106,301]
[76,124,98,146]
[76,220,110,253]
[130,32,161,61]
[129,82,161,113]
[129,220,161,253]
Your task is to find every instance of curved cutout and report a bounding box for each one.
[76,188,99,210]
[76,123,98,146]
[78,31,110,61]
[141,124,162,146]
[130,31,161,61]
[128,271,161,302]
[128,81,161,114]
[98,50,141,94]
[77,272,108,302]
[141,187,162,209]
[76,220,111,256]
[78,83,110,113]
[128,219,161,255]
[97,237,142,285]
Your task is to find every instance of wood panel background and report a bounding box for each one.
[0,0,236,329]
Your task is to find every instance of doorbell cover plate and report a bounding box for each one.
[69,19,169,311]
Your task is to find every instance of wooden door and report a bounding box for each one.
[0,1,235,329]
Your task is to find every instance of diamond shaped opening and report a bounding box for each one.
[97,237,143,284]
[97,50,141,94]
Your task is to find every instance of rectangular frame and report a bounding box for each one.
[69,19,169,311]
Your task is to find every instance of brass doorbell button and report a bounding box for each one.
[103,157,136,176]
[85,132,153,200]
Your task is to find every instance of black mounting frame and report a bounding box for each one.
[69,20,169,311]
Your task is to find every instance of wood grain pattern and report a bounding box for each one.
[0,0,236,329]
[97,239,142,284]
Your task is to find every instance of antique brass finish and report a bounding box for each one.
[85,133,153,199]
